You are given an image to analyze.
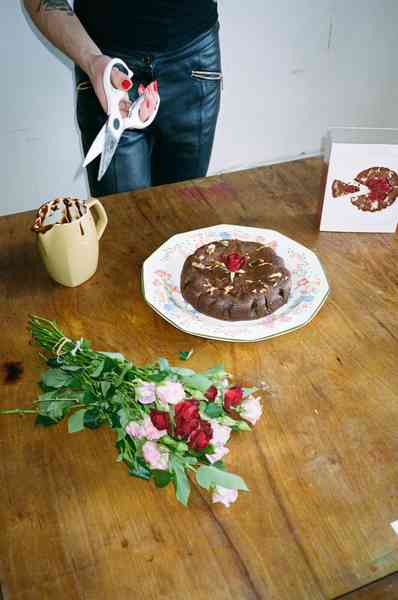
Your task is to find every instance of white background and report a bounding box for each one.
[1,0,398,216]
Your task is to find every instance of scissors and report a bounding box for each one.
[83,58,160,181]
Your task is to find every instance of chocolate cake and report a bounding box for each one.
[180,240,291,321]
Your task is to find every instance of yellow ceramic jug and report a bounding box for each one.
[36,198,108,287]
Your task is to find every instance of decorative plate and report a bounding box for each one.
[142,225,330,342]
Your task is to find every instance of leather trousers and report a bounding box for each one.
[75,22,222,197]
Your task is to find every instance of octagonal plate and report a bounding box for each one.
[142,225,330,342]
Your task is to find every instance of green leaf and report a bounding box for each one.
[173,463,191,506]
[83,389,97,404]
[128,462,151,480]
[219,415,238,427]
[232,420,252,432]
[242,387,258,398]
[172,367,196,377]
[152,469,172,488]
[83,408,102,429]
[61,365,82,372]
[190,389,205,400]
[159,357,170,371]
[179,349,193,361]
[41,368,73,389]
[46,358,59,368]
[211,460,226,470]
[182,456,198,466]
[47,400,74,420]
[205,403,224,418]
[90,361,104,378]
[182,374,213,393]
[204,364,226,379]
[147,371,169,383]
[101,381,112,397]
[110,413,122,429]
[67,374,83,388]
[99,351,125,362]
[35,414,57,427]
[102,356,120,374]
[37,391,76,420]
[117,407,134,428]
[196,466,249,492]
[68,408,87,433]
[80,339,92,350]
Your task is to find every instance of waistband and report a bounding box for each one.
[102,20,220,65]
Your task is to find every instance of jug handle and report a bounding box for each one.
[87,198,108,240]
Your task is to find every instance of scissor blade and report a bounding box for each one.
[97,121,123,181]
[82,123,106,168]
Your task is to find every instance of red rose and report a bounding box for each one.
[150,410,170,431]
[223,253,246,272]
[188,420,213,451]
[175,400,199,421]
[224,386,243,411]
[175,400,200,439]
[205,385,218,401]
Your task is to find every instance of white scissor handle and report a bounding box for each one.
[103,57,134,116]
[124,93,160,130]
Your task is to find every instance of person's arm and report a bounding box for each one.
[23,0,133,114]
[23,0,158,121]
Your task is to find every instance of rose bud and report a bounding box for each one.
[150,410,170,431]
[205,385,218,402]
[224,386,244,411]
[223,253,246,272]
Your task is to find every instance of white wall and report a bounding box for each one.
[1,0,397,216]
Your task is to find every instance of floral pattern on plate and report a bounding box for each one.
[142,225,330,342]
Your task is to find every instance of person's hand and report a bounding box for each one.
[87,54,132,117]
[135,81,159,124]
[87,54,158,123]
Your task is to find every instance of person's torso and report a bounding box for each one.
[74,0,219,54]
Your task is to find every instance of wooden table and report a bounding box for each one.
[1,158,398,600]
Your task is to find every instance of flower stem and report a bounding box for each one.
[0,408,37,415]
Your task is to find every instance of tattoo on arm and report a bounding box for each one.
[38,0,74,14]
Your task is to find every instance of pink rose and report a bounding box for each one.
[212,486,238,507]
[206,446,229,464]
[125,421,142,438]
[210,422,231,447]
[156,381,185,406]
[126,415,167,440]
[240,396,262,425]
[142,441,169,470]
[135,381,157,405]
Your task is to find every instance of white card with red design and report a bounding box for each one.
[320,142,398,233]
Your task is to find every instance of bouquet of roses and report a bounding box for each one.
[1,317,263,507]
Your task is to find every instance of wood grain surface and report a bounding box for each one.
[0,158,397,600]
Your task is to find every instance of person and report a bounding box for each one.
[23,1,223,198]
